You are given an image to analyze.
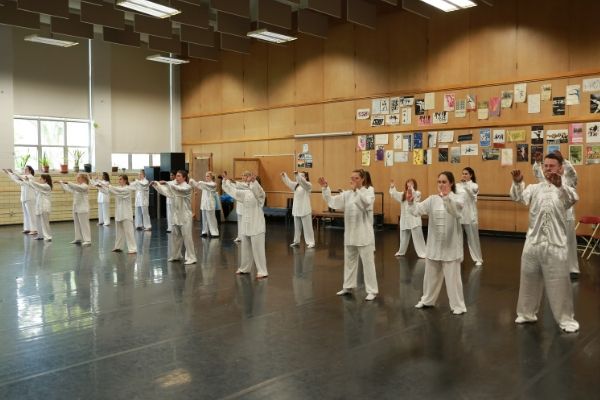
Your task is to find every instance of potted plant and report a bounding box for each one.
[40,152,50,173]
[16,153,31,170]
[111,163,119,173]
[71,149,85,173]
[60,154,68,174]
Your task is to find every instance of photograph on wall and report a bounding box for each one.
[438,147,449,162]
[547,144,560,154]
[482,148,500,161]
[418,115,432,126]
[489,97,501,117]
[401,107,412,124]
[393,133,403,149]
[366,135,375,150]
[444,94,456,111]
[424,92,435,110]
[507,130,526,142]
[297,153,305,168]
[466,95,477,111]
[531,145,544,164]
[458,133,473,142]
[569,145,583,165]
[426,149,433,165]
[386,114,399,125]
[586,122,600,143]
[371,116,385,127]
[390,97,400,114]
[480,128,491,147]
[413,132,423,149]
[394,151,409,163]
[552,97,566,115]
[376,145,385,161]
[361,150,371,166]
[400,96,415,106]
[461,143,478,156]
[438,130,454,143]
[590,93,600,114]
[586,145,600,164]
[493,129,506,147]
[514,83,527,103]
[374,98,389,114]
[413,149,424,165]
[450,147,461,163]
[303,153,313,168]
[501,91,513,108]
[516,144,529,162]
[371,99,381,115]
[415,99,425,115]
[433,111,449,124]
[356,108,370,120]
[375,134,389,145]
[541,83,552,101]
[455,99,467,118]
[546,129,568,144]
[428,131,438,148]
[477,101,489,120]
[403,134,412,150]
[357,135,366,151]
[583,77,600,92]
[569,123,584,143]
[528,94,541,114]
[531,125,544,144]
[385,150,394,166]
[501,148,513,166]
[566,84,581,106]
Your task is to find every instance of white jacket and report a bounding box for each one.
[234,181,249,214]
[99,185,135,221]
[26,180,52,215]
[457,180,479,225]
[154,181,192,225]
[409,193,464,262]
[281,173,312,217]
[190,179,217,210]
[61,182,90,213]
[222,179,265,236]
[389,187,422,230]
[532,161,577,221]
[131,178,150,207]
[91,179,110,203]
[322,186,375,247]
[9,172,36,202]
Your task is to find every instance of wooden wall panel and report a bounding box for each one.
[197,115,222,141]
[324,101,355,133]
[268,138,294,155]
[245,141,269,158]
[220,51,245,110]
[268,44,295,105]
[243,42,269,108]
[244,110,269,140]
[428,11,470,88]
[182,118,201,144]
[323,23,355,100]
[569,0,600,71]
[295,35,324,103]
[220,142,245,176]
[196,61,223,115]
[294,104,324,135]
[354,24,388,97]
[221,113,244,142]
[268,107,294,138]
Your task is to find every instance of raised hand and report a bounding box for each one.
[280,171,285,177]
[547,172,562,187]
[317,177,328,188]
[511,169,523,183]
[389,180,395,189]
[406,187,414,202]
[222,171,228,180]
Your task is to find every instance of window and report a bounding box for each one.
[111,154,129,170]
[111,153,161,171]
[13,117,91,170]
[131,154,150,170]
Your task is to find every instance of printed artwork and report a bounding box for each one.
[356,109,370,120]
[482,148,500,161]
[393,133,403,149]
[385,150,394,166]
[583,78,600,93]
[428,132,438,148]
[514,83,527,103]
[586,145,600,164]
[376,145,385,161]
[480,128,491,147]
[531,125,544,145]
[432,111,449,124]
[450,147,461,163]
[547,144,560,154]
[400,96,415,106]
[478,101,489,120]
[590,93,600,114]
[361,151,370,166]
[455,99,467,118]
[386,114,400,125]
[401,107,412,124]
[552,97,566,116]
[424,92,435,110]
[569,123,583,144]
[418,115,432,126]
[413,132,423,149]
[444,94,456,111]
[541,84,552,101]
[566,84,581,106]
[357,135,366,151]
[461,143,478,156]
[394,151,409,163]
[531,145,543,164]
[528,94,541,114]
[458,133,473,142]
[546,129,568,144]
[371,116,385,127]
[517,144,529,162]
[413,149,424,165]
[492,129,506,147]
[507,130,526,142]
[501,148,513,166]
[586,122,600,143]
[569,145,583,165]
[438,148,449,162]
[415,99,425,115]
[466,95,477,111]
[489,97,501,117]
[438,131,454,143]
[501,91,513,108]
[366,135,375,150]
[390,97,400,114]
[403,134,412,150]
[375,134,389,145]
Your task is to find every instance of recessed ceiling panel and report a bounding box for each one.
[170,0,209,29]
[180,24,215,47]
[216,11,250,38]
[81,2,125,30]
[103,24,140,47]
[51,13,94,39]
[17,0,69,19]
[134,14,172,38]
[149,34,182,54]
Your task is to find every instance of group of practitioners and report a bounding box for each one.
[3,149,581,332]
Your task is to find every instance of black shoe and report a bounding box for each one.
[136,227,143,231]
[166,230,171,233]
[570,272,580,281]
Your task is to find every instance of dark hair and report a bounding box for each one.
[41,173,53,189]
[25,165,35,176]
[139,169,145,177]
[439,171,456,193]
[402,178,418,202]
[102,172,110,182]
[120,174,130,185]
[176,169,189,183]
[463,167,477,183]
[545,152,564,165]
[352,169,372,188]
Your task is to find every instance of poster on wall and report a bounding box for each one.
[566,84,581,106]
[390,97,400,114]
[426,149,433,165]
[480,128,491,147]
[376,145,385,161]
[413,149,424,165]
[493,129,506,147]
[482,148,500,161]
[455,99,467,118]
[466,95,477,111]
[428,132,438,148]
[418,115,432,126]
[583,77,600,92]
[501,148,514,166]
[458,133,473,142]
[489,97,501,117]
[357,135,366,151]
[444,94,456,111]
[477,101,489,120]
[386,114,400,125]
[531,125,544,144]
[438,130,454,143]
[361,151,371,166]
[541,84,552,101]
[372,98,389,115]
[403,134,412,150]
[590,94,600,113]
[547,144,560,154]
[297,152,313,168]
[401,108,412,124]
[546,129,568,144]
[586,122,600,143]
[528,94,541,114]
[366,135,375,150]
[375,134,389,145]
[400,96,415,106]
[461,144,478,156]
[371,116,385,127]
[501,91,513,108]
[450,147,461,163]
[385,150,394,166]
[413,132,423,149]
[393,133,403,149]
[433,111,449,124]
[552,97,566,115]
[586,145,600,164]
[507,130,526,142]
[531,145,543,164]
[569,145,583,165]
[424,92,435,110]
[438,148,449,162]
[569,123,584,143]
[415,99,425,115]
[514,83,527,103]
[394,151,409,163]
[356,108,370,120]
[516,144,529,162]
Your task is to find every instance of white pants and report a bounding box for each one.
[98,202,110,225]
[236,214,242,239]
[171,220,196,263]
[201,209,219,236]
[462,223,483,263]
[397,227,427,258]
[419,258,466,313]
[566,219,579,274]
[343,245,379,295]
[135,206,151,229]
[166,203,173,231]
[22,200,37,232]
[293,215,315,246]
[36,212,52,240]
[239,233,268,276]
[516,242,578,331]
[115,219,137,252]
[73,211,91,243]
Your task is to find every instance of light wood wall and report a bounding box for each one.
[181,0,600,232]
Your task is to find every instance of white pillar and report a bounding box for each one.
[91,40,113,172]
[0,26,14,169]
[170,64,182,152]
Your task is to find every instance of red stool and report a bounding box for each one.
[575,216,600,260]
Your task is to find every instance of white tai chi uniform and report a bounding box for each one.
[223,179,268,276]
[92,179,110,226]
[190,179,219,236]
[100,185,137,253]
[166,190,173,232]
[322,186,379,296]
[154,181,196,264]
[533,161,578,274]
[389,187,426,258]
[233,182,248,241]
[131,178,151,230]
[409,192,467,314]
[457,180,483,264]
[282,173,315,247]
[510,179,579,332]
[8,171,37,233]
[61,182,91,244]
[26,180,53,241]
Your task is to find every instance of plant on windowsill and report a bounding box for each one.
[16,153,31,170]
[40,152,50,173]
[60,154,68,174]
[111,163,118,173]
[71,149,85,173]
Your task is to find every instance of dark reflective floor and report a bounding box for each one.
[0,220,598,400]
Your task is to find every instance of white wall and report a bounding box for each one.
[0,26,14,169]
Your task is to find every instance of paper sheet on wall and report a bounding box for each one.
[493,129,506,147]
[528,94,541,114]
[433,111,448,124]
[586,122,600,143]
[361,151,371,166]
[569,145,583,165]
[477,101,489,120]
[413,149,424,165]
[393,133,403,149]
[426,149,433,165]
[386,114,399,125]
[357,135,366,151]
[424,92,435,110]
[566,84,581,105]
[376,145,385,161]
[356,108,370,120]
[403,134,412,150]
[375,134,389,145]
[461,144,478,156]
[394,151,408,163]
[514,83,527,103]
[438,130,454,143]
[541,84,552,101]
[583,77,600,93]
[444,94,456,111]
[501,148,513,166]
[450,147,461,163]
[489,97,501,117]
[569,123,583,143]
[385,150,394,166]
[455,99,467,118]
[401,107,411,124]
[428,132,438,148]
[390,97,400,114]
[501,91,513,108]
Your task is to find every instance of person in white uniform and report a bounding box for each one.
[408,171,467,315]
[60,173,92,246]
[232,180,250,243]
[165,171,175,233]
[511,153,579,333]
[23,173,54,242]
[97,175,137,254]
[4,166,37,235]
[318,169,379,301]
[131,170,151,231]
[153,170,196,265]
[281,171,315,248]
[389,178,426,258]
[457,167,484,266]
[92,172,111,226]
[222,170,268,279]
[190,171,219,237]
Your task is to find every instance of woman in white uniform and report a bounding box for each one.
[166,171,175,233]
[222,170,268,279]
[24,173,54,242]
[153,170,196,265]
[4,166,37,235]
[389,178,426,258]
[318,169,379,301]
[233,181,249,243]
[97,175,137,254]
[281,171,315,248]
[60,173,92,246]
[94,172,111,226]
[131,170,151,231]
[190,171,219,237]
[457,167,483,266]
[408,171,467,315]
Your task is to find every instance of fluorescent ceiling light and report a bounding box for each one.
[294,131,353,138]
[146,54,189,65]
[117,0,180,18]
[24,34,78,47]
[247,28,297,44]
[447,0,477,8]
[419,0,477,12]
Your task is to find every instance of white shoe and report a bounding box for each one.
[290,242,300,247]
[365,293,376,301]
[184,259,197,265]
[452,309,466,315]
[306,244,315,249]
[70,240,81,244]
[127,250,137,254]
[475,261,483,266]
[415,301,433,309]
[561,324,579,333]
[233,237,241,243]
[515,315,538,324]
[103,224,110,227]
[336,288,351,296]
[394,251,403,257]
[144,227,152,231]
[82,241,91,246]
